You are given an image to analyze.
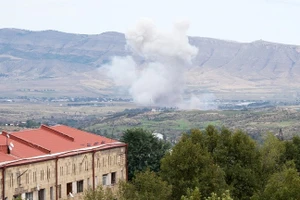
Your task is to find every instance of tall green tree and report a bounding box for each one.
[205,191,233,200]
[83,185,115,200]
[83,170,171,200]
[257,161,300,200]
[161,129,228,199]
[181,187,202,200]
[283,136,300,172]
[180,188,233,200]
[259,133,285,189]
[213,128,261,200]
[121,128,170,180]
[204,125,220,154]
[119,169,172,200]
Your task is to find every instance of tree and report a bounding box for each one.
[204,125,220,154]
[121,128,170,180]
[259,133,285,189]
[205,191,233,200]
[213,128,261,200]
[283,136,300,172]
[25,119,40,128]
[180,187,233,200]
[258,161,300,200]
[181,187,202,200]
[83,185,115,200]
[160,129,228,199]
[119,169,172,200]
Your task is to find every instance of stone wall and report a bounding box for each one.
[0,146,126,200]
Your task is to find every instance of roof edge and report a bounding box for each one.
[10,134,51,154]
[41,124,74,142]
[0,142,126,167]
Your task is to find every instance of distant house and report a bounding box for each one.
[153,132,164,140]
[0,125,127,200]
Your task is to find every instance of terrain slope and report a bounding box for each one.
[1,28,300,100]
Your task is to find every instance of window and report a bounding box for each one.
[102,174,108,186]
[26,192,33,200]
[60,166,63,176]
[77,180,84,193]
[10,173,13,187]
[40,170,44,181]
[50,187,53,200]
[38,188,45,200]
[47,168,50,180]
[16,172,21,186]
[118,155,121,164]
[97,158,100,168]
[26,173,29,184]
[95,176,98,186]
[85,161,88,171]
[57,184,61,198]
[121,154,125,165]
[33,171,37,182]
[87,178,91,188]
[66,182,73,196]
[111,172,116,185]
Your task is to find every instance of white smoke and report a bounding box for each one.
[179,93,217,110]
[104,19,203,108]
[106,56,137,86]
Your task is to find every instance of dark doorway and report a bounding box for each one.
[111,172,116,185]
[50,187,53,200]
[67,182,73,196]
[38,189,45,200]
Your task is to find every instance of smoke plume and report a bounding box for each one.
[104,19,200,108]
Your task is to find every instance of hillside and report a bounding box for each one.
[85,106,300,142]
[188,37,300,100]
[1,28,300,100]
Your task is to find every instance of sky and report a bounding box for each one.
[0,0,299,45]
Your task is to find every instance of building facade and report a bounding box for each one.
[0,125,127,200]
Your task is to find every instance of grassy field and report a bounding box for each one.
[84,106,300,142]
[1,101,300,143]
[0,101,137,131]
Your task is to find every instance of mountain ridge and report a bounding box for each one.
[1,28,300,100]
[2,28,298,46]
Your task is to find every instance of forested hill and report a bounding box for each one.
[1,28,300,99]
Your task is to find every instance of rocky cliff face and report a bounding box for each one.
[1,28,300,100]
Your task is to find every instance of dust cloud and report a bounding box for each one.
[103,19,214,109]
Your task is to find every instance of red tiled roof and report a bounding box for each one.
[0,134,47,159]
[0,152,15,162]
[1,142,125,167]
[0,124,122,163]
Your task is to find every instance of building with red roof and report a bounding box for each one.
[0,124,127,200]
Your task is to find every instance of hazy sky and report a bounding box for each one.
[1,0,299,45]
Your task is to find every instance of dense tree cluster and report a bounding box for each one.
[83,126,300,200]
[120,128,171,180]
